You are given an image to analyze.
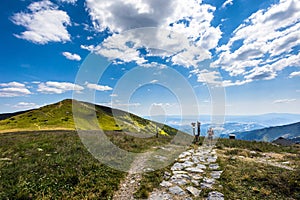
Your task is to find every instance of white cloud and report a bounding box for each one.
[221,0,233,8]
[85,82,113,91]
[110,93,118,97]
[13,102,39,109]
[37,81,84,94]
[58,0,77,4]
[62,52,81,61]
[101,102,141,108]
[212,0,300,84]
[289,71,300,78]
[221,79,251,87]
[150,80,158,84]
[0,82,26,88]
[83,0,221,68]
[191,69,223,85]
[0,82,31,97]
[152,103,174,108]
[273,99,296,104]
[11,0,71,44]
[31,81,41,84]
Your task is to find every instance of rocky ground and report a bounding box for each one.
[149,146,224,200]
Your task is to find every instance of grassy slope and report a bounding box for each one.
[0,100,184,199]
[1,132,299,199]
[0,131,124,199]
[0,99,176,136]
[134,138,300,199]
[215,139,300,199]
[0,130,177,199]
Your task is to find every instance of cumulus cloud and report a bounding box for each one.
[0,82,26,88]
[13,102,39,109]
[191,69,223,86]
[212,0,300,84]
[273,99,296,104]
[62,52,81,61]
[85,82,113,91]
[11,0,71,44]
[289,71,300,78]
[0,82,31,97]
[58,0,77,4]
[37,81,84,94]
[82,0,222,68]
[221,0,233,8]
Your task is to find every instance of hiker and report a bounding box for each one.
[195,121,201,143]
[207,127,214,146]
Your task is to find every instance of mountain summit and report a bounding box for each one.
[0,99,176,135]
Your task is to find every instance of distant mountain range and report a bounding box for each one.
[144,114,300,141]
[235,122,300,142]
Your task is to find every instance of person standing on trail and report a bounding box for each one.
[207,127,214,146]
[196,121,201,143]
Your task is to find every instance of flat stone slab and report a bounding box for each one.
[185,167,204,173]
[203,177,215,184]
[191,174,202,180]
[192,156,200,163]
[149,192,172,200]
[207,156,217,163]
[171,173,190,180]
[209,164,219,170]
[178,157,191,162]
[160,181,172,187]
[182,161,194,168]
[170,174,190,185]
[196,164,206,169]
[171,162,185,171]
[169,186,185,195]
[211,171,223,179]
[179,151,192,159]
[201,182,213,189]
[207,191,224,200]
[170,178,188,185]
[173,170,188,174]
[186,186,201,197]
[191,180,199,186]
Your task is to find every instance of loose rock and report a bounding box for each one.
[186,186,201,197]
[209,164,219,170]
[169,186,185,195]
[207,191,224,200]
[160,181,172,187]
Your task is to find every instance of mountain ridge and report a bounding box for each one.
[235,121,300,142]
[0,99,177,136]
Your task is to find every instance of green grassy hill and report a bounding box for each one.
[0,99,176,136]
[0,99,186,199]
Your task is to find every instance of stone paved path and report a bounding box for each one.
[149,146,225,200]
[113,151,154,200]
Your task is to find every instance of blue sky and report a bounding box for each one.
[0,0,299,116]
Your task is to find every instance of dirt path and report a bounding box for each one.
[113,151,153,200]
